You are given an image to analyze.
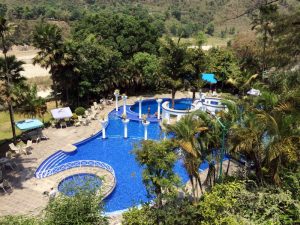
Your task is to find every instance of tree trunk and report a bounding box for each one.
[1,36,17,142]
[171,89,176,108]
[226,158,231,176]
[192,90,196,101]
[8,102,16,142]
[53,80,58,108]
[196,173,203,195]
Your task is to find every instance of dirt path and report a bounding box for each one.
[0,46,50,78]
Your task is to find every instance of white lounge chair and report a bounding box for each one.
[22,140,33,155]
[60,121,67,129]
[9,143,21,155]
[93,102,98,109]
[107,98,113,105]
[99,104,104,110]
[84,110,90,118]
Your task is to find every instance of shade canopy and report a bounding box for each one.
[15,119,44,131]
[201,73,217,84]
[51,107,73,120]
[247,88,261,96]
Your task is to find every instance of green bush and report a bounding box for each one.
[75,107,85,116]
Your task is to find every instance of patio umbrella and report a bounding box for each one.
[51,107,73,120]
[201,73,217,90]
[15,119,44,131]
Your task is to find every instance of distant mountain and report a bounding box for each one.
[1,0,298,40]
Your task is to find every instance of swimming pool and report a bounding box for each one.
[130,98,193,115]
[37,109,191,212]
[58,173,102,196]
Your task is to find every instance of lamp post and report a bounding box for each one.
[114,90,120,112]
[215,116,226,180]
[156,98,162,120]
[122,118,129,138]
[100,118,108,139]
[142,120,150,140]
[122,95,127,115]
[138,97,143,119]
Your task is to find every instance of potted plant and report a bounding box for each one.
[114,89,120,96]
[142,114,147,123]
[121,113,127,121]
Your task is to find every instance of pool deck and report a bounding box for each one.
[0,91,238,224]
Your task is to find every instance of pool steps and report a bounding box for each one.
[35,151,68,178]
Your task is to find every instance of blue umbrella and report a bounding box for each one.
[201,73,217,84]
[15,119,44,131]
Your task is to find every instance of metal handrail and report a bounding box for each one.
[35,160,116,180]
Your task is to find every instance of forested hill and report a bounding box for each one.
[0,0,298,41]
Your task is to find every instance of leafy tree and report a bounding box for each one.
[72,10,161,59]
[13,84,47,119]
[159,37,188,108]
[0,215,39,225]
[128,52,160,91]
[0,4,7,17]
[251,3,278,72]
[44,191,108,225]
[272,9,300,67]
[32,22,64,107]
[133,140,180,208]
[185,47,207,100]
[206,23,214,36]
[231,32,261,74]
[208,47,241,90]
[196,31,207,47]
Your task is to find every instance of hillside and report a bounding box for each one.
[0,0,298,41]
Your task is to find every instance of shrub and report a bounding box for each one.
[75,107,85,116]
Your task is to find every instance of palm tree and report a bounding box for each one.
[0,17,19,141]
[32,22,64,108]
[166,111,221,197]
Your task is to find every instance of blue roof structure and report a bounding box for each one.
[15,119,44,131]
[201,73,217,84]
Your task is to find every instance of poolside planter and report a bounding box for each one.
[122,95,127,115]
[114,93,119,112]
[142,121,150,140]
[100,119,108,139]
[156,98,163,120]
[122,119,129,138]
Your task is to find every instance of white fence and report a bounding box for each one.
[35,160,116,180]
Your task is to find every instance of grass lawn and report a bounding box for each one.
[0,101,56,144]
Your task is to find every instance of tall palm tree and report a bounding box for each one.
[32,22,64,108]
[0,17,19,141]
[166,111,221,197]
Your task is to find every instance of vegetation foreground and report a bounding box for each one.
[0,0,299,225]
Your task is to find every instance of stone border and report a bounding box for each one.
[46,166,116,199]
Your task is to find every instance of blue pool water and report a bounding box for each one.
[58,173,102,196]
[130,98,193,115]
[49,111,189,212]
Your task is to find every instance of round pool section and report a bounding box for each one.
[58,173,102,196]
[130,98,192,115]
